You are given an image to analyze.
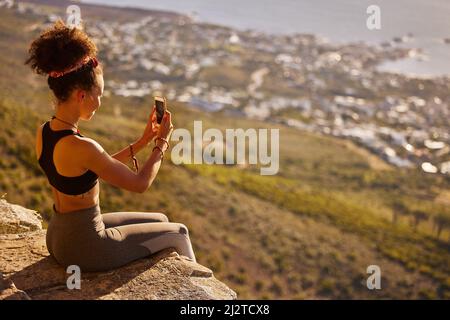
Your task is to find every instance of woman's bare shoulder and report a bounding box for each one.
[73,136,106,162]
[36,122,45,137]
[35,123,45,160]
[36,123,106,162]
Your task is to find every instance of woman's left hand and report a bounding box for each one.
[140,106,159,145]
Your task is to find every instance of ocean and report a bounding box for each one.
[82,0,450,77]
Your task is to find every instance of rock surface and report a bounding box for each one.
[0,200,236,300]
[0,199,42,234]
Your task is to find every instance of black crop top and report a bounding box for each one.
[38,121,98,195]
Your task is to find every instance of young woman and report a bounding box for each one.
[27,21,196,272]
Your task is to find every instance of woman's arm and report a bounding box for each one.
[78,111,173,193]
[112,107,158,165]
[111,137,149,165]
[80,138,165,193]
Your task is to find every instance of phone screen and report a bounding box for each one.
[155,97,166,124]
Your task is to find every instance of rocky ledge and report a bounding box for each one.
[0,199,236,300]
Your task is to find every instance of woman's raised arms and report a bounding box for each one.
[77,111,173,193]
[78,138,149,193]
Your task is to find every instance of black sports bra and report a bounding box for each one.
[38,121,98,195]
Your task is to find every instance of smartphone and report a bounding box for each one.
[154,96,167,124]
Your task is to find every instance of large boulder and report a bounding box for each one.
[0,200,236,300]
[0,199,42,234]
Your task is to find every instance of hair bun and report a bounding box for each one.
[25,20,97,75]
[26,20,102,102]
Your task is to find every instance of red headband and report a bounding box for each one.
[48,56,98,78]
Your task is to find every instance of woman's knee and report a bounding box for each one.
[176,223,190,236]
[156,213,169,223]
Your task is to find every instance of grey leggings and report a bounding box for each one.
[46,204,196,272]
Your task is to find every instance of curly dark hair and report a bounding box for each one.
[25,20,102,102]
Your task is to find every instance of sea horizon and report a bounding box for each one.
[81,0,450,78]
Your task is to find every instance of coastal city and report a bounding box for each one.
[13,1,450,175]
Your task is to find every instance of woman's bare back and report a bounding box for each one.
[35,120,99,213]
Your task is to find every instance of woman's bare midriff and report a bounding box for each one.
[51,182,99,213]
[36,120,100,214]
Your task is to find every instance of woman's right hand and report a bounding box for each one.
[156,110,174,151]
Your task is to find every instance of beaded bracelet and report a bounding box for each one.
[155,136,170,150]
[152,145,164,161]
